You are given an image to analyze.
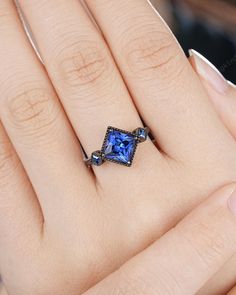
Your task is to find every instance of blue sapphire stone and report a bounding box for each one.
[91,151,103,166]
[102,128,137,166]
[134,127,148,142]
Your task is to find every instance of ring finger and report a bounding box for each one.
[17,0,159,181]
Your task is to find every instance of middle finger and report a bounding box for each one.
[85,0,235,161]
[18,0,158,180]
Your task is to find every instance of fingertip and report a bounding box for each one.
[208,184,236,212]
[188,49,236,140]
[228,80,236,89]
[188,49,229,95]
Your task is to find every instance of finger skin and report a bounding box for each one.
[85,184,236,295]
[202,82,236,138]
[0,284,7,295]
[197,253,236,295]
[228,286,236,295]
[84,0,234,161]
[17,0,158,183]
[0,1,93,228]
[189,50,236,139]
[189,51,236,295]
[0,122,43,293]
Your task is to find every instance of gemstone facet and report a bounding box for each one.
[86,126,149,167]
[91,151,104,166]
[134,127,148,142]
[101,127,137,166]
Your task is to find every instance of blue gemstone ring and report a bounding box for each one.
[85,126,149,167]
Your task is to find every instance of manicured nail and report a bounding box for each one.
[189,49,229,94]
[228,80,236,89]
[228,188,236,215]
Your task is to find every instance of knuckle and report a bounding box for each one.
[182,222,229,268]
[0,130,18,180]
[124,30,185,81]
[57,40,110,87]
[0,129,20,183]
[113,269,153,295]
[6,87,57,134]
[117,263,183,295]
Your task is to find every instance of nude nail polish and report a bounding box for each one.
[189,49,229,95]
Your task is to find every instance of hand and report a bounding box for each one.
[1,1,236,295]
[1,186,236,295]
[189,50,236,295]
[84,184,236,295]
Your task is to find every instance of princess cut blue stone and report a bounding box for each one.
[102,127,137,166]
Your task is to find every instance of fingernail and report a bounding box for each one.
[228,188,236,215]
[189,49,229,94]
[228,80,236,89]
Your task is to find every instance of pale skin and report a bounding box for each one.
[1,0,236,294]
[189,54,236,295]
[2,184,236,295]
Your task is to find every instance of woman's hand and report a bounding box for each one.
[1,185,236,295]
[84,184,236,295]
[0,1,236,294]
[190,50,236,295]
